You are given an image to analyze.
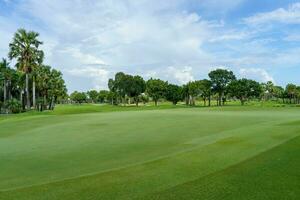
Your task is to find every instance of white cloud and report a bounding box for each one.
[239,68,274,83]
[0,0,299,91]
[244,3,300,25]
[166,66,194,84]
[67,66,110,90]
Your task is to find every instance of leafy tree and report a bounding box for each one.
[285,84,297,104]
[198,79,212,106]
[107,91,117,105]
[146,78,167,106]
[261,81,275,101]
[48,69,67,109]
[209,69,236,106]
[87,90,99,103]
[273,86,285,102]
[8,29,44,109]
[186,81,202,106]
[127,75,146,106]
[70,91,87,104]
[98,90,109,103]
[228,79,262,105]
[166,84,183,105]
[35,65,51,110]
[35,65,67,111]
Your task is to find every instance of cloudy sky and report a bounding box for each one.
[1,0,300,92]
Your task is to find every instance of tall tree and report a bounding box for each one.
[209,69,236,106]
[146,78,167,106]
[8,29,44,110]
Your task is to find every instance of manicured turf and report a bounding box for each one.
[0,105,299,199]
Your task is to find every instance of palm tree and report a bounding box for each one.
[8,29,44,110]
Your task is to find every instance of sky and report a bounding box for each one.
[1,0,300,92]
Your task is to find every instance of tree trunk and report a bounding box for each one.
[25,73,30,110]
[208,96,211,107]
[136,99,139,107]
[8,80,12,100]
[43,95,47,110]
[241,97,245,106]
[221,92,225,106]
[33,76,36,108]
[155,100,158,106]
[3,81,7,105]
[185,96,189,105]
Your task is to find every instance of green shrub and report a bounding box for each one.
[5,99,22,113]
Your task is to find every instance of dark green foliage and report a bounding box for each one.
[108,72,146,105]
[166,84,183,105]
[98,90,109,103]
[209,69,236,106]
[228,79,262,105]
[146,78,167,106]
[70,91,87,104]
[5,98,22,113]
[87,90,99,103]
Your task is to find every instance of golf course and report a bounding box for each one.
[0,105,299,199]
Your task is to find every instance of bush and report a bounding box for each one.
[5,99,22,113]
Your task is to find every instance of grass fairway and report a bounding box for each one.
[0,106,299,199]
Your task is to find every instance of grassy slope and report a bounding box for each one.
[0,105,299,199]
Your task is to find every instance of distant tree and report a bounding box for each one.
[35,65,51,110]
[0,59,10,106]
[261,81,275,101]
[228,79,262,105]
[98,90,109,103]
[87,90,98,103]
[106,91,117,105]
[70,91,87,104]
[127,75,146,106]
[186,81,202,106]
[146,78,167,106]
[285,84,297,104]
[48,69,67,109]
[209,69,236,106]
[273,86,285,102]
[166,84,183,105]
[114,72,127,104]
[296,86,300,104]
[198,79,212,106]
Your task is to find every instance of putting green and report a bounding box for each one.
[0,107,299,199]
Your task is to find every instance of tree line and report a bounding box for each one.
[71,70,300,107]
[0,29,67,113]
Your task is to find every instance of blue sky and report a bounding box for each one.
[1,0,300,92]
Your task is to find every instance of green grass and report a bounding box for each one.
[0,104,299,199]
